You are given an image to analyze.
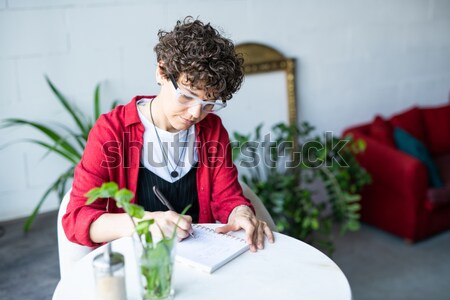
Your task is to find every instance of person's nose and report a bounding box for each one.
[187,104,202,119]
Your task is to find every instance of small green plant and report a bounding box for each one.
[86,182,189,300]
[0,76,119,232]
[232,122,371,255]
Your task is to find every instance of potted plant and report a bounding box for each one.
[0,76,119,232]
[232,122,371,254]
[86,182,189,300]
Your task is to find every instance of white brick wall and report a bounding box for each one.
[0,9,68,58]
[0,0,449,221]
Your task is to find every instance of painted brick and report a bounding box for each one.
[432,0,450,20]
[219,72,288,138]
[306,84,401,135]
[289,26,352,64]
[349,0,430,25]
[398,75,450,106]
[7,0,114,9]
[16,49,121,105]
[67,3,165,51]
[0,59,18,107]
[405,19,450,52]
[349,24,408,60]
[24,144,73,188]
[122,45,157,97]
[0,10,67,58]
[167,0,248,41]
[0,144,27,194]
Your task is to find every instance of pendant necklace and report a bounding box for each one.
[149,99,189,178]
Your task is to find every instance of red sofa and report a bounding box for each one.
[343,103,450,242]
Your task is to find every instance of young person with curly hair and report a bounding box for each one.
[63,17,274,252]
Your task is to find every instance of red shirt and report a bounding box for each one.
[63,96,253,247]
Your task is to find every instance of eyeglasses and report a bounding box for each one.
[168,74,227,113]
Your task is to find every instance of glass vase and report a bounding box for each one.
[133,234,176,300]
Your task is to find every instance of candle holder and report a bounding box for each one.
[93,243,127,300]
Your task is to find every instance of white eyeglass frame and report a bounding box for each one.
[168,74,227,113]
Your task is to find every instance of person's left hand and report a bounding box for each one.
[215,205,275,252]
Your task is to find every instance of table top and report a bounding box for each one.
[53,224,352,300]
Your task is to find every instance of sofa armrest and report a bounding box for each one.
[347,131,428,198]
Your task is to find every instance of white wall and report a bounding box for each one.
[1,0,449,221]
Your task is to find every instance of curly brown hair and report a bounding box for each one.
[154,17,244,101]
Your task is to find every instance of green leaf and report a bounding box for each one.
[45,75,89,137]
[357,139,366,151]
[311,219,319,230]
[136,219,153,234]
[346,219,360,231]
[123,203,145,219]
[170,204,192,240]
[1,119,82,160]
[114,188,133,204]
[94,83,101,120]
[344,193,361,203]
[23,167,74,232]
[13,138,79,165]
[100,182,118,196]
[85,188,102,205]
[348,203,361,212]
[136,219,154,244]
[110,99,120,111]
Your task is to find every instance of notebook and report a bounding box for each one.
[175,224,249,273]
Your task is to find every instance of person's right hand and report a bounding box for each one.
[141,211,193,241]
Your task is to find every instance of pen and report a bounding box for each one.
[152,186,195,239]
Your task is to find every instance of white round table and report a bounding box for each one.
[53,224,351,300]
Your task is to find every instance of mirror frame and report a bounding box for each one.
[235,42,298,125]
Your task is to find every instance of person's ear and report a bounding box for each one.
[155,62,167,85]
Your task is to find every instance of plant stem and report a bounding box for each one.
[128,215,146,252]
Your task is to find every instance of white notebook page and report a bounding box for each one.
[175,224,249,273]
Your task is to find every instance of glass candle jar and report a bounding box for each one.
[93,244,127,300]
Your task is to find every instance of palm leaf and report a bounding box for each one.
[94,83,101,120]
[45,76,89,137]
[25,139,80,164]
[56,123,87,150]
[1,76,118,232]
[1,119,82,159]
[23,167,74,232]
[111,99,120,110]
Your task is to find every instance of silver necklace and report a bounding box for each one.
[149,100,189,178]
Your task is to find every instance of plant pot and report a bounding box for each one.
[132,234,176,300]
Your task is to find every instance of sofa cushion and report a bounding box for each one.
[394,127,444,188]
[369,115,395,147]
[422,104,450,156]
[390,107,426,144]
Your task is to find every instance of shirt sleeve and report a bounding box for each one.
[207,117,255,223]
[62,115,121,247]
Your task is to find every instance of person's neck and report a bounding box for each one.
[150,96,177,133]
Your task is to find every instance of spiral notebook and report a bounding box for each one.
[175,224,249,273]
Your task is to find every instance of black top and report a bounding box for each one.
[136,163,200,223]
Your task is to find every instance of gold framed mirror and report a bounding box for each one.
[235,43,298,125]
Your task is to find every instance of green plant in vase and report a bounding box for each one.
[86,182,189,300]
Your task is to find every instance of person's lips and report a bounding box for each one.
[180,116,194,126]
